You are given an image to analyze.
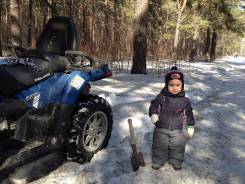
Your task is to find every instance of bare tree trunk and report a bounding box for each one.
[173,0,187,63]
[7,0,11,45]
[0,8,2,56]
[10,0,21,46]
[28,0,33,47]
[82,0,91,51]
[100,0,111,58]
[112,0,121,61]
[204,27,211,61]
[88,0,95,55]
[69,0,74,17]
[41,0,57,18]
[148,0,163,62]
[42,3,48,29]
[131,0,148,74]
[210,29,217,62]
[0,2,2,56]
[51,0,58,17]
[189,26,199,62]
[173,13,181,52]
[18,0,22,47]
[222,46,225,57]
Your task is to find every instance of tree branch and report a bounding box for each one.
[180,0,187,13]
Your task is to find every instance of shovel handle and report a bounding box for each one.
[128,119,136,145]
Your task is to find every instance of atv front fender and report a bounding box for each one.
[60,64,112,105]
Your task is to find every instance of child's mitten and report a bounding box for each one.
[187,126,194,138]
[151,114,159,124]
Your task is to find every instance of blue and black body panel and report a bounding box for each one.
[0,64,112,109]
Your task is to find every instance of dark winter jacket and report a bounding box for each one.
[149,88,195,130]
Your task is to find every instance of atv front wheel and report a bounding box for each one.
[67,94,113,163]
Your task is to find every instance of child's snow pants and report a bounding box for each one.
[152,128,187,167]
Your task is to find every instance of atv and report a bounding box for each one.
[0,16,113,178]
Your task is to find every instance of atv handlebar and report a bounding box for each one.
[65,51,113,82]
[88,64,112,82]
[65,50,96,68]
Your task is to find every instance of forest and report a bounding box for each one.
[0,1,245,184]
[0,0,245,73]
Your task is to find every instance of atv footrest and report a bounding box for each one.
[0,138,25,162]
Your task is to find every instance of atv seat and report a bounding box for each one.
[0,58,53,96]
[21,49,68,73]
[21,16,80,72]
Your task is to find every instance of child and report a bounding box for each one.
[149,66,195,170]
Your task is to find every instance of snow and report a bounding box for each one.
[13,57,245,184]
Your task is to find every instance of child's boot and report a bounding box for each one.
[152,163,161,170]
[172,164,182,170]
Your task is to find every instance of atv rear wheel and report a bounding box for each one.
[67,94,113,163]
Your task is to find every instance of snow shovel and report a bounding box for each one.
[128,119,145,171]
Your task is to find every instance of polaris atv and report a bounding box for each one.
[0,16,113,178]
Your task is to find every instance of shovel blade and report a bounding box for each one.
[130,152,145,171]
[131,155,139,171]
[137,152,145,167]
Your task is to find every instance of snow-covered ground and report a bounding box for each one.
[13,57,245,184]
